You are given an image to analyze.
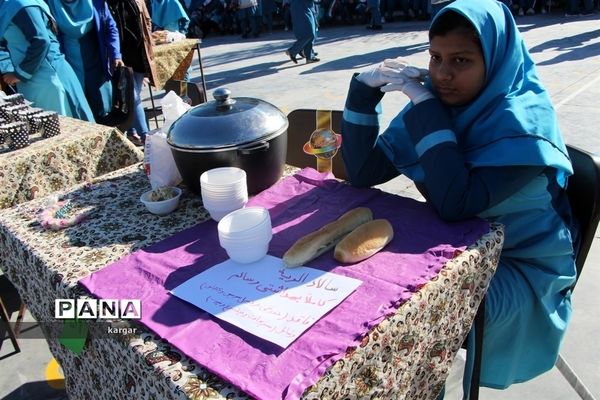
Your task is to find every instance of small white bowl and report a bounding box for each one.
[200,167,246,189]
[225,242,270,264]
[217,207,272,263]
[218,207,271,236]
[140,187,182,216]
[205,206,240,222]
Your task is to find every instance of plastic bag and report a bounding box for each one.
[166,31,187,43]
[143,91,191,189]
[144,129,182,189]
[161,90,191,132]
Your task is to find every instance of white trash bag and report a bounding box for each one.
[143,91,191,189]
[161,90,191,132]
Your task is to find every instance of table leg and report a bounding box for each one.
[196,42,208,97]
[148,85,160,129]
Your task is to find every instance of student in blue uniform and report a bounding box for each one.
[285,0,319,64]
[365,0,382,30]
[340,0,577,396]
[47,0,124,119]
[149,0,190,33]
[0,0,95,121]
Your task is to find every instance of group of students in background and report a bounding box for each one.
[0,0,191,145]
[184,0,596,40]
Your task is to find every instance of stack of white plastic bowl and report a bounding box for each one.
[217,207,272,264]
[200,167,248,221]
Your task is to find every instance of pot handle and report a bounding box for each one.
[238,141,270,155]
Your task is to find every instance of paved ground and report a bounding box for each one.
[2,10,599,400]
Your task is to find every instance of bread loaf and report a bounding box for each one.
[334,219,394,264]
[283,207,373,267]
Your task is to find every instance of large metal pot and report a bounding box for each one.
[167,88,288,194]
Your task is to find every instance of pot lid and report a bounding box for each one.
[167,88,288,149]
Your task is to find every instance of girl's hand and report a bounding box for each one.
[381,73,434,105]
[357,58,428,88]
[382,58,428,80]
[114,59,125,68]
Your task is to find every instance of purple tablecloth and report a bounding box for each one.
[80,168,489,400]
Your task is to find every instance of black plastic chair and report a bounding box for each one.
[467,144,600,400]
[553,144,600,400]
[565,144,600,284]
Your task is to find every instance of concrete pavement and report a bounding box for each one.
[2,10,599,399]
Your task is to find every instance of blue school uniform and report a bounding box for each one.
[151,0,190,33]
[48,0,122,118]
[0,0,94,121]
[287,0,317,59]
[341,0,576,389]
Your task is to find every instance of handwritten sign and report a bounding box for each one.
[171,255,362,348]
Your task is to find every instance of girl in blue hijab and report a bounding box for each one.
[150,0,190,33]
[0,0,94,121]
[47,0,124,119]
[341,0,577,394]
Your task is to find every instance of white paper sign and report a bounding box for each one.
[171,255,362,348]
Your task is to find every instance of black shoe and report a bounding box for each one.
[127,132,144,147]
[299,50,318,58]
[366,24,383,30]
[285,50,298,64]
[306,57,320,64]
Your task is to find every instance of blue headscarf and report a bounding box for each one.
[379,0,572,187]
[47,0,94,38]
[151,0,189,32]
[0,0,53,38]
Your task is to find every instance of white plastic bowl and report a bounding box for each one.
[218,207,270,236]
[224,242,270,264]
[206,205,244,222]
[217,207,272,263]
[200,167,247,189]
[140,187,182,216]
[202,193,248,209]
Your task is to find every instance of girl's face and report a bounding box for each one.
[428,31,485,107]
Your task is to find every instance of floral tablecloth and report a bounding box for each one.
[0,116,143,209]
[153,39,199,90]
[0,164,504,400]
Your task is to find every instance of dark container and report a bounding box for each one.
[167,88,288,195]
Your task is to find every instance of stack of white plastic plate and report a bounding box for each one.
[217,207,272,264]
[200,167,248,221]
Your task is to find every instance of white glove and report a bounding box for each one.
[381,71,434,105]
[356,58,428,88]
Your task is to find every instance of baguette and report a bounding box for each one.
[283,207,373,267]
[334,219,394,264]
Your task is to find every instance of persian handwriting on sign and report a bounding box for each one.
[276,269,310,284]
[306,277,339,292]
[278,290,337,307]
[199,282,249,304]
[171,255,362,348]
